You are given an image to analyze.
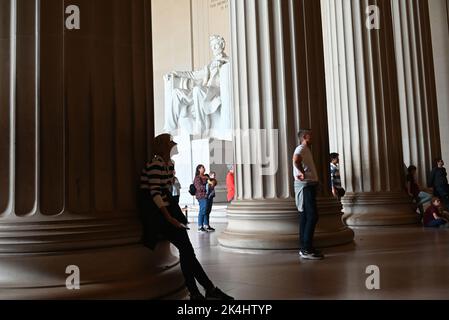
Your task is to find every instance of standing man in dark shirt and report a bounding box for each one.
[429,158,449,209]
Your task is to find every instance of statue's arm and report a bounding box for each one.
[167,68,207,81]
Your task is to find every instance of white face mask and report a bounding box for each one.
[170,145,179,157]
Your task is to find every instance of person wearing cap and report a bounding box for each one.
[138,133,234,300]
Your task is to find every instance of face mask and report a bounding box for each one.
[170,145,179,157]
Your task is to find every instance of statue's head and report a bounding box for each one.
[210,35,226,56]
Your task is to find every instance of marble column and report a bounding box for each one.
[210,140,234,203]
[0,0,185,299]
[321,0,416,226]
[218,0,354,250]
[392,0,441,185]
[428,0,449,163]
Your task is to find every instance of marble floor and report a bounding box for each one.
[183,224,449,300]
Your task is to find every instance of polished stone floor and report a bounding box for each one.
[182,224,449,300]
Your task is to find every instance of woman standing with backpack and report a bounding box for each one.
[194,164,209,232]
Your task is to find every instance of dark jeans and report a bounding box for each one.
[164,226,214,294]
[172,195,180,205]
[299,185,319,251]
[198,198,209,227]
[425,218,447,228]
[206,198,214,224]
[138,190,213,295]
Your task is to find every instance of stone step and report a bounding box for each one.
[180,204,228,224]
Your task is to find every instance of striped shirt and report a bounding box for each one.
[140,155,175,208]
[330,163,342,189]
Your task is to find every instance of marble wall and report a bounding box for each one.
[151,0,232,205]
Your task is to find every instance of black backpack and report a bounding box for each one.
[189,183,196,196]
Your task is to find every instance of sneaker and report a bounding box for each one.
[198,227,208,233]
[299,248,323,255]
[311,249,324,259]
[205,287,234,300]
[205,226,216,232]
[298,248,321,255]
[190,292,206,300]
[311,248,323,256]
[299,249,324,260]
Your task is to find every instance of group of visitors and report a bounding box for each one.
[192,165,217,233]
[138,130,449,300]
[401,158,449,228]
[421,158,449,228]
[193,164,235,232]
[328,150,449,229]
[168,164,235,233]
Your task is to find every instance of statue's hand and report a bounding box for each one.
[165,72,181,81]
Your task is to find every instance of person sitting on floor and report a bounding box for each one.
[406,165,432,219]
[423,197,449,228]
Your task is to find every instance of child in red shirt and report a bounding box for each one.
[423,197,449,228]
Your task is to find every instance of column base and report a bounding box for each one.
[342,192,418,226]
[0,217,186,299]
[314,196,356,247]
[0,242,186,299]
[218,198,354,250]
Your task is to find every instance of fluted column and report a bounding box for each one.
[392,0,441,184]
[218,0,354,250]
[321,0,416,226]
[0,0,185,299]
[428,0,449,163]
